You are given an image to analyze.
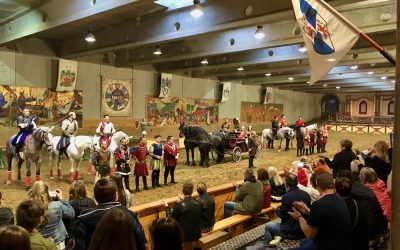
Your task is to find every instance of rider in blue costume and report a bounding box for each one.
[12,108,37,159]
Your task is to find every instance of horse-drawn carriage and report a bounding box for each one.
[211,132,249,162]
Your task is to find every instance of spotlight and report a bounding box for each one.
[381,76,388,80]
[237,66,244,71]
[288,77,294,81]
[327,58,336,62]
[350,65,358,70]
[298,45,307,53]
[254,26,265,39]
[265,73,271,77]
[200,58,208,65]
[153,45,162,55]
[367,71,374,75]
[336,86,341,89]
[390,80,395,84]
[190,0,203,18]
[323,83,328,87]
[85,31,96,43]
[90,0,96,6]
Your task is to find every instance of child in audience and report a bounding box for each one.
[150,215,183,250]
[0,191,14,226]
[197,182,215,233]
[0,224,31,250]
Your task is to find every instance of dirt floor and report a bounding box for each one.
[0,132,388,211]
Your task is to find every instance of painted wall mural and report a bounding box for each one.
[101,77,133,117]
[0,84,83,127]
[240,102,283,124]
[146,96,219,126]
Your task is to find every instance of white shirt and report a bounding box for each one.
[96,121,115,135]
[61,119,78,136]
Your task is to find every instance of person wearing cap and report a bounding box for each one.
[57,112,78,160]
[149,135,163,188]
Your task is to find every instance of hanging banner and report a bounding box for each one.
[220,82,231,103]
[101,77,133,116]
[56,59,78,92]
[263,87,272,104]
[159,73,172,98]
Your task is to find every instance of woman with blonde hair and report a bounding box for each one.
[360,167,391,228]
[365,140,391,184]
[267,166,286,196]
[29,181,75,250]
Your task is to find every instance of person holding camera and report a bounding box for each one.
[29,181,75,250]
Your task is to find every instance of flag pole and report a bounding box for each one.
[316,0,396,66]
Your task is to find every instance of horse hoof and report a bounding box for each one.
[49,177,54,181]
[191,163,196,167]
[278,149,282,152]
[186,162,190,166]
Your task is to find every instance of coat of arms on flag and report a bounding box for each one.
[220,82,231,103]
[292,0,360,84]
[159,73,172,99]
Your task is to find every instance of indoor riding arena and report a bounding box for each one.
[0,1,399,250]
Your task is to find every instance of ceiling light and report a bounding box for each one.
[367,71,374,75]
[298,45,307,53]
[323,83,328,87]
[90,0,96,6]
[288,77,294,81]
[350,65,358,70]
[153,45,162,55]
[306,81,311,84]
[85,31,96,43]
[237,66,244,71]
[336,86,341,89]
[200,58,208,65]
[265,73,271,77]
[327,58,336,62]
[381,76,388,80]
[391,80,395,84]
[254,25,265,39]
[190,0,203,18]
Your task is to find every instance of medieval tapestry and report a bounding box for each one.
[240,102,283,125]
[101,77,133,117]
[0,85,83,127]
[146,96,219,126]
[56,59,78,92]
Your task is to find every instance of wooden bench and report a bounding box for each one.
[198,202,282,249]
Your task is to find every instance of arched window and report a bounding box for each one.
[388,100,395,115]
[359,100,367,114]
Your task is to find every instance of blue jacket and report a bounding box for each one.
[277,186,311,237]
[39,200,75,244]
[73,202,146,250]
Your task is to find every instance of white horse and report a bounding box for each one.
[261,127,295,151]
[305,123,318,131]
[93,131,132,169]
[49,135,99,182]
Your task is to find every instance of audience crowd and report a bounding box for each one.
[0,137,392,250]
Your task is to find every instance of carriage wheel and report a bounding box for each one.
[211,149,218,161]
[232,147,242,162]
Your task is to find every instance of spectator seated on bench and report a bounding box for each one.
[224,168,264,218]
[264,173,311,245]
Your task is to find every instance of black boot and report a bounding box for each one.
[124,176,132,193]
[249,156,254,168]
[135,176,140,192]
[151,171,156,189]
[170,168,176,184]
[14,145,22,159]
[143,176,149,190]
[302,149,306,156]
[306,149,309,155]
[155,170,161,187]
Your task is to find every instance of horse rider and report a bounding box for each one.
[12,108,37,159]
[295,116,304,127]
[57,112,78,160]
[221,118,231,133]
[96,114,115,147]
[279,115,287,128]
[271,116,279,139]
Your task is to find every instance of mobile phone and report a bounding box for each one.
[49,191,57,198]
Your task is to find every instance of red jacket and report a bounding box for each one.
[164,143,178,166]
[297,168,308,187]
[366,179,391,227]
[261,182,272,208]
[295,119,304,127]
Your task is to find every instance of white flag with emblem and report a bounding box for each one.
[159,73,172,98]
[220,82,231,103]
[292,0,359,84]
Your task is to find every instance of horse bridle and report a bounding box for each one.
[40,130,52,147]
